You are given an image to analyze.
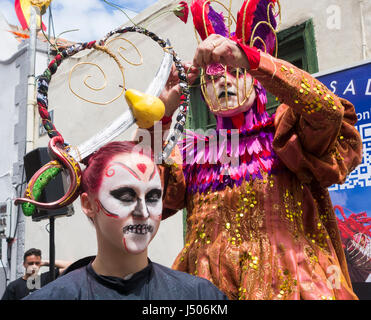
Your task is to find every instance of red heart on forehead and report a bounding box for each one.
[137,163,147,174]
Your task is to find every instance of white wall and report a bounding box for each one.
[0,57,19,203]
[0,13,22,207]
[281,0,371,70]
[0,13,23,280]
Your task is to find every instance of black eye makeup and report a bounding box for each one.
[109,187,162,205]
[110,187,136,203]
[145,189,162,204]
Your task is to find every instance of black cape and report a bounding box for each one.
[23,256,228,300]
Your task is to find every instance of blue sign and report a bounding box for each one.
[315,60,371,283]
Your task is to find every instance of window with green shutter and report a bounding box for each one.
[186,77,217,131]
[266,19,319,114]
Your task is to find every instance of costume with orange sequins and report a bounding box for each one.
[161,52,362,300]
[158,0,363,300]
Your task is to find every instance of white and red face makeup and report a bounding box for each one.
[95,152,162,255]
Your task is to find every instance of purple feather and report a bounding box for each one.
[180,100,280,194]
[208,5,228,37]
[181,119,279,194]
[250,0,278,54]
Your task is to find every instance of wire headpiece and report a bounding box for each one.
[15,26,191,216]
[191,0,280,115]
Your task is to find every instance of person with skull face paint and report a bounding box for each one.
[24,141,227,300]
[154,0,363,300]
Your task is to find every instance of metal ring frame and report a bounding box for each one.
[15,26,190,216]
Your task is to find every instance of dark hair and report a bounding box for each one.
[81,141,150,195]
[23,248,41,262]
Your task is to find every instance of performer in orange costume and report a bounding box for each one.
[156,0,362,300]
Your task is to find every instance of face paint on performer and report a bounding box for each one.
[95,152,162,255]
[203,65,256,117]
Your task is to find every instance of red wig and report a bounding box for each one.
[81,141,151,195]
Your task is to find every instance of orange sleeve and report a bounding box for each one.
[250,52,362,187]
[158,145,187,219]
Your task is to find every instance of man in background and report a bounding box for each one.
[1,248,71,300]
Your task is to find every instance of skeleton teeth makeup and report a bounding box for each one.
[96,152,162,254]
[123,224,154,235]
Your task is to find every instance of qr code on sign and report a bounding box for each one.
[329,123,371,191]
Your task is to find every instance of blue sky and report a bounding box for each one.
[1,0,159,41]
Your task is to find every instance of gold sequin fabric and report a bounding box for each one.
[164,53,362,300]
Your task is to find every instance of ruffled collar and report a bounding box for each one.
[179,106,279,194]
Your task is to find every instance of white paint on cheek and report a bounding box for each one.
[98,190,135,219]
[147,201,162,220]
[95,156,163,254]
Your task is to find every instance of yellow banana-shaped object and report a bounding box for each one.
[125,89,165,129]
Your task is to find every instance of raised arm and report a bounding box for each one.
[41,259,72,275]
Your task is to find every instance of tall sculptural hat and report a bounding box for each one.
[189,0,281,115]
